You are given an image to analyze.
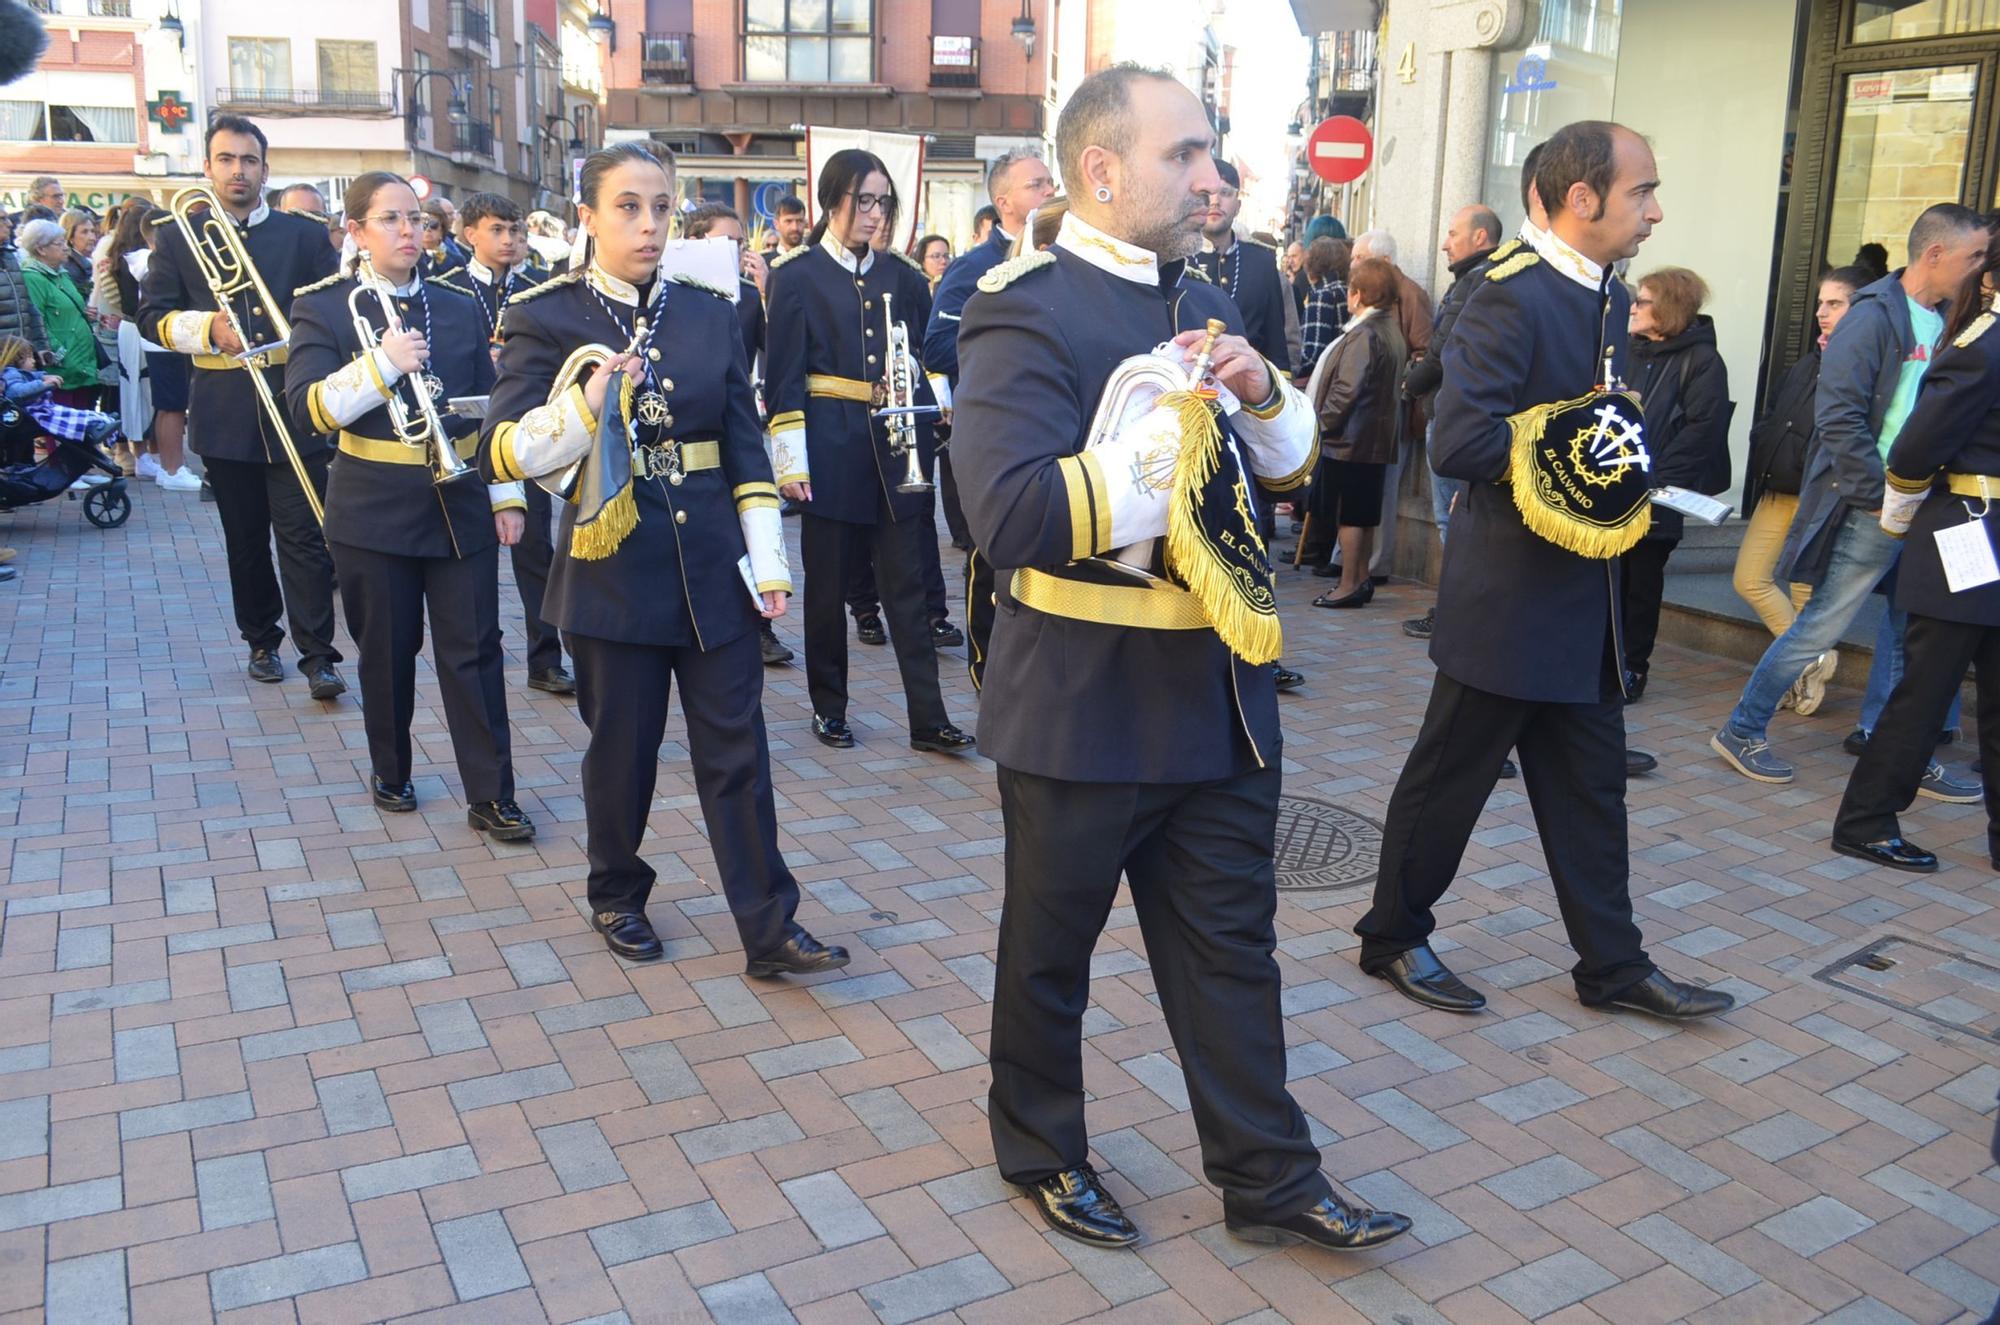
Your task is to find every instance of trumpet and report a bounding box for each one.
[163,184,325,525]
[534,318,651,500]
[348,255,473,485]
[873,291,939,494]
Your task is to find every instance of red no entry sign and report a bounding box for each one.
[1307,116,1374,185]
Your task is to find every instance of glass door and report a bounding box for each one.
[1825,63,1980,266]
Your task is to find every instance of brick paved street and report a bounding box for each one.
[2,481,1997,1324]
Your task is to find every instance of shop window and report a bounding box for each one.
[229,38,293,95]
[1825,65,1977,264]
[1853,0,2000,42]
[744,0,871,83]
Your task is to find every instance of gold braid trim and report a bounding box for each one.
[567,374,639,561]
[1505,395,1652,559]
[1161,392,1284,665]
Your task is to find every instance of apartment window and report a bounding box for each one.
[744,0,872,83]
[229,38,293,95]
[317,41,378,100]
[0,100,135,143]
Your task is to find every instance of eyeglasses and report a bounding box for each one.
[1209,187,1240,202]
[1632,297,1655,308]
[847,192,890,214]
[365,212,426,232]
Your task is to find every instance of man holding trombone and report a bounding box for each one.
[140,115,344,698]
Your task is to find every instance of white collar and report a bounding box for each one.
[819,230,875,274]
[467,256,502,285]
[223,201,270,229]
[586,262,648,306]
[388,272,422,296]
[1056,213,1158,286]
[1518,219,1546,244]
[1526,225,1606,292]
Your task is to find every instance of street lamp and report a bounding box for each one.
[1010,0,1035,56]
[396,68,471,127]
[587,5,617,52]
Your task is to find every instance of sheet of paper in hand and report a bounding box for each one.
[656,237,742,302]
[1651,485,1733,526]
[1936,516,2000,594]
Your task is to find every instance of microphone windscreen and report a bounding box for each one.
[0,1,50,87]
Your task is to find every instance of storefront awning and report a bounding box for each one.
[1287,0,1376,36]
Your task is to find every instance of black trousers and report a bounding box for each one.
[1356,671,1655,1004]
[989,764,1330,1222]
[803,509,948,730]
[510,482,563,675]
[1836,612,2000,858]
[329,540,512,803]
[1618,537,1679,678]
[966,547,995,692]
[938,450,972,550]
[204,452,340,669]
[844,511,950,623]
[566,627,801,958]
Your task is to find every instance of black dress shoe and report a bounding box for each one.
[1623,669,1647,703]
[1844,728,1869,756]
[759,624,794,666]
[528,666,576,695]
[1364,945,1486,1012]
[911,723,976,754]
[593,911,664,962]
[1311,583,1374,609]
[1017,1166,1139,1249]
[467,798,536,842]
[1272,664,1304,693]
[307,663,347,701]
[1226,1193,1412,1252]
[812,714,855,748]
[1500,758,1518,779]
[1830,835,1938,873]
[247,648,284,684]
[370,776,416,813]
[746,930,852,978]
[930,619,964,648]
[1626,749,1658,776]
[855,613,887,646]
[1601,970,1736,1020]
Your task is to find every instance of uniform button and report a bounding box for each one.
[648,348,661,361]
[669,472,683,486]
[865,328,874,337]
[864,300,873,309]
[674,509,687,524]
[867,355,877,364]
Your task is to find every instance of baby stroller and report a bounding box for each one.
[0,397,130,528]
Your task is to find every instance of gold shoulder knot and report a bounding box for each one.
[893,250,926,275]
[977,250,1056,294]
[292,271,348,299]
[427,276,475,298]
[670,272,733,300]
[1486,251,1541,283]
[770,246,810,269]
[506,269,580,306]
[1954,310,1996,349]
[1182,263,1213,284]
[1488,238,1523,263]
[1243,238,1277,255]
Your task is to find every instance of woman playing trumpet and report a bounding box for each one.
[284,171,534,842]
[479,142,846,977]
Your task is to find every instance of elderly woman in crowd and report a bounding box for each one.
[1305,255,1405,610]
[16,217,102,409]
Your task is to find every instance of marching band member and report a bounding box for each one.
[953,66,1408,1255]
[453,191,575,698]
[764,149,974,754]
[283,171,533,843]
[139,114,344,697]
[480,142,847,977]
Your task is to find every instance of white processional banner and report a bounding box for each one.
[802,127,926,254]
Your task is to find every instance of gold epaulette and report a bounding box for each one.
[1487,238,1523,264]
[428,276,475,298]
[432,264,465,284]
[1182,263,1213,283]
[670,272,733,300]
[893,249,927,276]
[1486,251,1540,283]
[1243,237,1277,255]
[771,246,810,269]
[505,269,580,306]
[293,271,348,299]
[977,250,1056,293]
[1955,310,1996,349]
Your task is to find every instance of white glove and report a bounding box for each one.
[1880,484,1927,539]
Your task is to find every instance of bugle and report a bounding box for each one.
[163,184,325,525]
[348,254,473,485]
[873,291,938,494]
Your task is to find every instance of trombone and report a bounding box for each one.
[163,184,325,525]
[873,291,938,494]
[348,254,473,485]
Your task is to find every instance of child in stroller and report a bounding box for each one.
[0,336,129,538]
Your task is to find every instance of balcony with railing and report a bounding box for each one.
[214,86,396,114]
[929,35,979,89]
[452,119,495,162]
[448,1,492,52]
[640,32,693,86]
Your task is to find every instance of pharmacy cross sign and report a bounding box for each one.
[148,92,191,134]
[1306,115,1373,185]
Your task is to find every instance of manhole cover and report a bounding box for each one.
[1274,796,1383,893]
[1814,937,2000,1043]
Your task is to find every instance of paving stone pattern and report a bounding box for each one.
[0,491,1997,1323]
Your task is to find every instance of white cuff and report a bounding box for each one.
[927,373,952,411]
[160,311,214,355]
[1230,366,1317,492]
[768,412,809,487]
[1052,404,1185,560]
[740,504,791,592]
[1881,485,1925,539]
[498,383,596,481]
[488,480,526,512]
[311,349,399,432]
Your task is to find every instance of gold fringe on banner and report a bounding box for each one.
[1505,393,1651,560]
[1161,389,1285,666]
[568,374,641,561]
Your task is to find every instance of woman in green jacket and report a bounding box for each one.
[17,218,100,403]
